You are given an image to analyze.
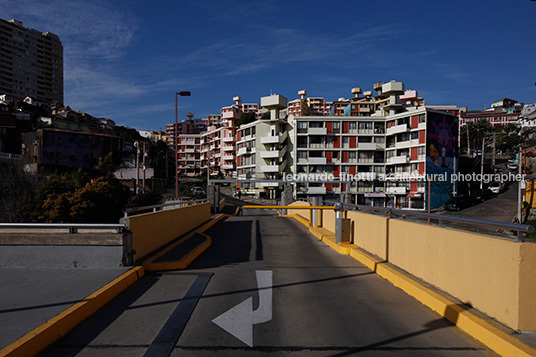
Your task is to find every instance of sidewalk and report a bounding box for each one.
[0,267,129,349]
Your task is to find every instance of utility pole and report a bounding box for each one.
[517,145,523,242]
[142,142,147,194]
[466,124,471,155]
[480,133,485,190]
[135,141,140,194]
[492,131,496,168]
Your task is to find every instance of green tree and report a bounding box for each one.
[26,166,129,223]
[236,112,257,127]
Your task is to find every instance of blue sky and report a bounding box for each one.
[1,0,535,131]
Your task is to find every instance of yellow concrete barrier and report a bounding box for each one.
[288,209,536,357]
[143,213,227,271]
[125,202,210,262]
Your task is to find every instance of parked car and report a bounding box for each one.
[444,195,475,211]
[489,181,505,194]
[472,188,494,202]
[191,187,205,195]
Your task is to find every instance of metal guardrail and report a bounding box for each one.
[0,223,126,233]
[123,199,209,217]
[324,200,534,236]
[0,152,22,161]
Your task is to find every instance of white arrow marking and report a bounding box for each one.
[212,270,273,347]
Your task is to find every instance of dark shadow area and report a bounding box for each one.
[123,271,374,311]
[187,219,253,269]
[0,299,90,314]
[327,316,486,356]
[255,219,263,261]
[39,274,160,357]
[153,233,206,263]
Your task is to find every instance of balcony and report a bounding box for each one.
[222,164,234,170]
[258,181,280,187]
[388,155,409,164]
[223,155,234,160]
[260,146,287,159]
[260,160,287,173]
[308,127,327,135]
[222,145,234,152]
[386,186,407,194]
[357,143,377,150]
[308,157,327,165]
[222,108,241,119]
[222,136,234,143]
[386,123,408,135]
[307,186,327,195]
[237,146,253,156]
[260,131,288,145]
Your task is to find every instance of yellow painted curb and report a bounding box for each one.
[146,234,212,271]
[349,248,536,357]
[143,214,227,271]
[285,214,309,227]
[283,213,536,357]
[317,232,352,255]
[0,266,145,357]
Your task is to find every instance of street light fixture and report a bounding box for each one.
[175,91,191,200]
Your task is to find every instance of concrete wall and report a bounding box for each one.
[286,201,311,221]
[124,202,210,262]
[321,209,536,331]
[347,211,389,260]
[322,209,336,232]
[0,233,129,268]
[0,245,125,268]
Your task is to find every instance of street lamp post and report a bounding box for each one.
[175,91,191,200]
[518,145,524,242]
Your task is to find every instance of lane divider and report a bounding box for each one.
[143,214,228,271]
[285,214,536,357]
[0,266,145,357]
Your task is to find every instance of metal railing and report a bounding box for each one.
[123,199,209,217]
[0,223,126,233]
[0,152,22,161]
[324,200,534,240]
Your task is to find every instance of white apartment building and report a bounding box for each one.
[237,81,458,210]
[236,94,289,198]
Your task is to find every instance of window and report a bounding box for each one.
[333,122,340,133]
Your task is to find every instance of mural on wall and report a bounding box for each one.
[426,112,458,209]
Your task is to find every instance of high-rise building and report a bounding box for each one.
[0,18,64,104]
[235,82,459,210]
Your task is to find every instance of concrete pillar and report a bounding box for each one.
[311,196,320,227]
[340,192,351,204]
[207,185,220,213]
[280,183,294,215]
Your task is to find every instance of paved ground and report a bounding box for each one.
[438,181,518,223]
[0,267,129,349]
[43,209,493,356]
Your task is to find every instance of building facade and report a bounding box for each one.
[21,128,121,173]
[236,94,289,198]
[235,82,458,210]
[0,18,63,104]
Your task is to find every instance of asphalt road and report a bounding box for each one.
[440,181,518,223]
[42,209,493,356]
